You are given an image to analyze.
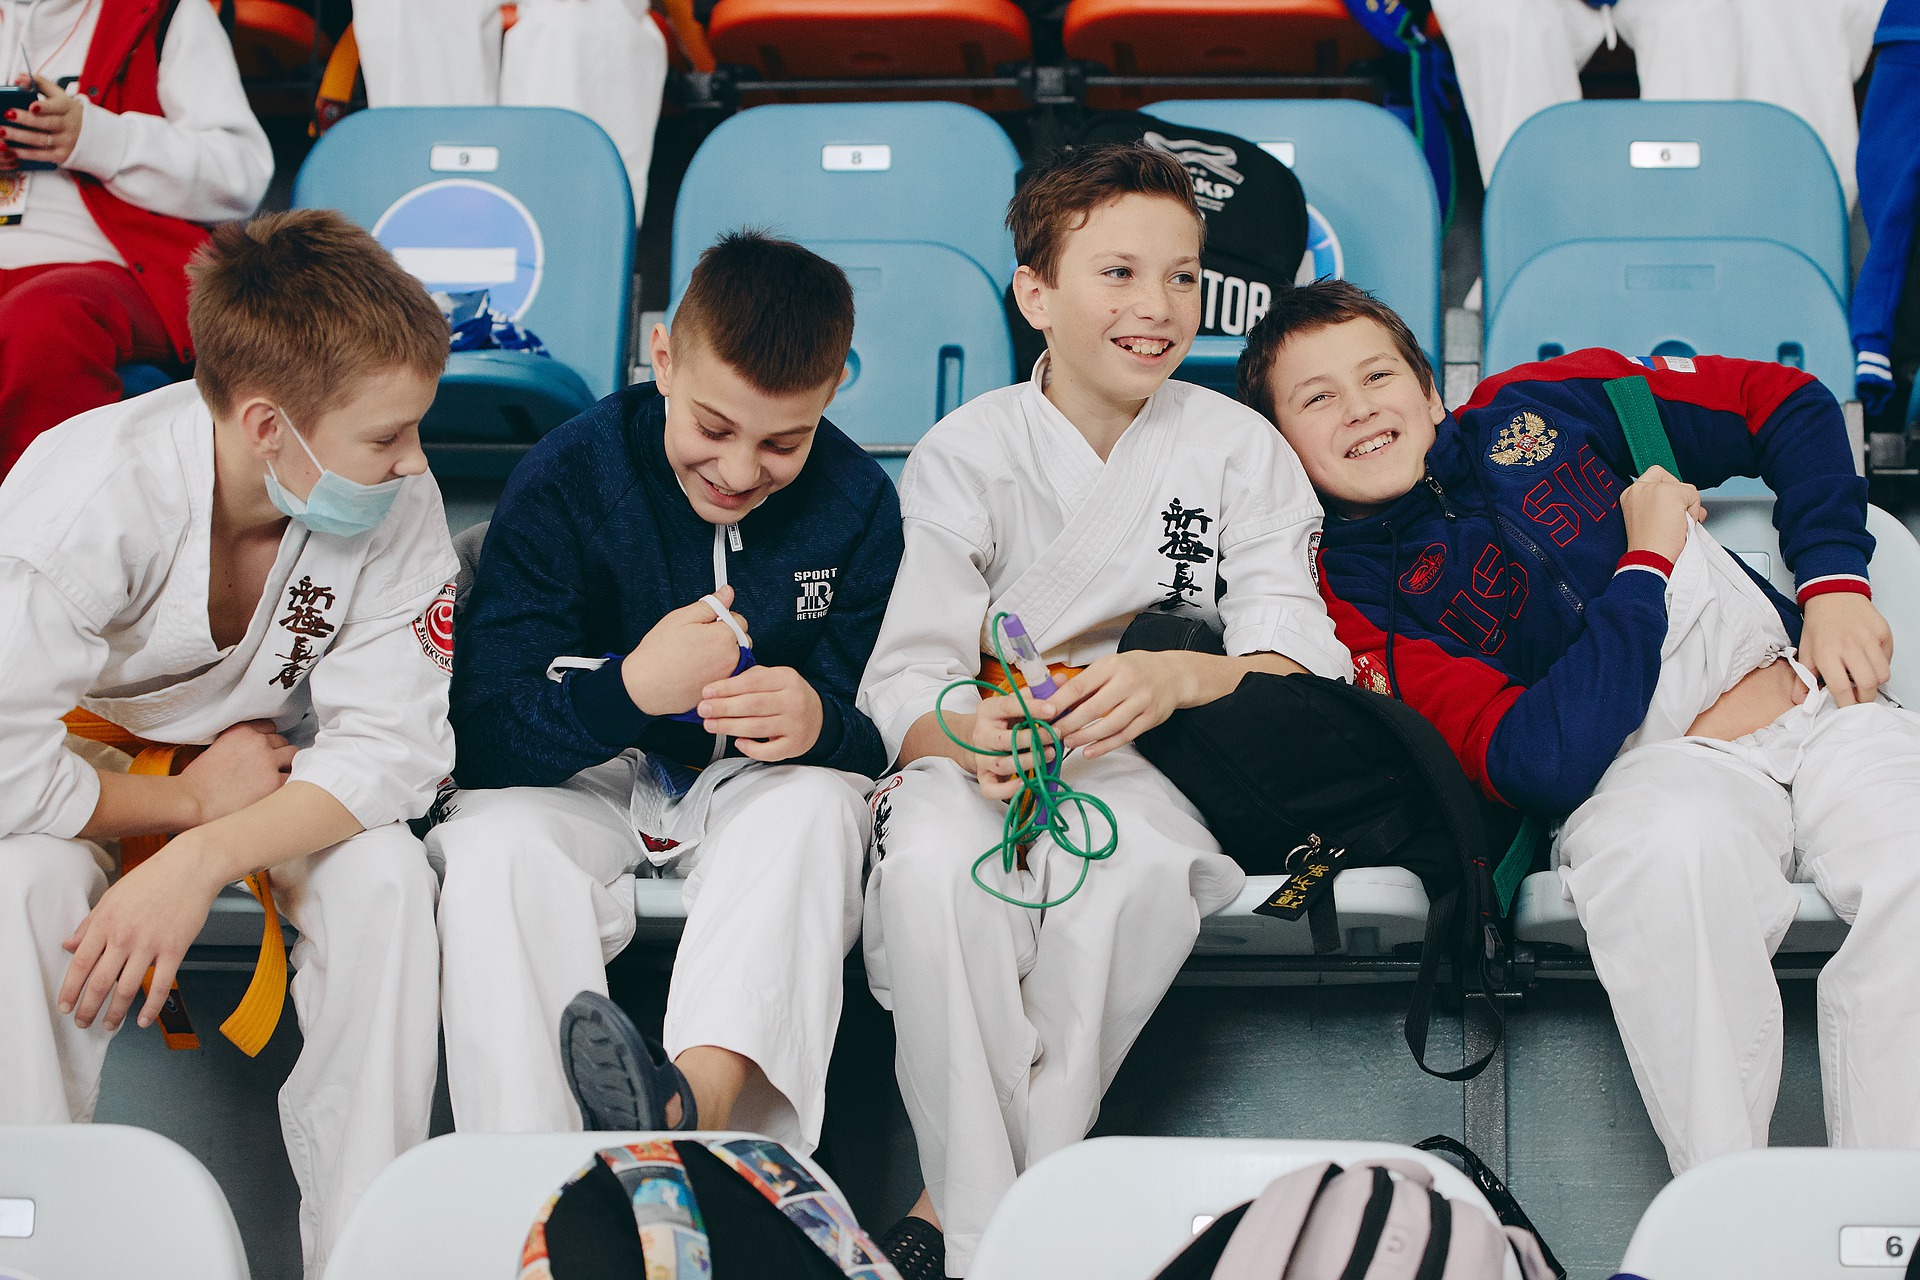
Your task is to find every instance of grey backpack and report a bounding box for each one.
[1153,1157,1559,1280]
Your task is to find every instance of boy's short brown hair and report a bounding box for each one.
[1237,278,1434,424]
[1006,142,1205,287]
[188,209,448,423]
[672,230,855,394]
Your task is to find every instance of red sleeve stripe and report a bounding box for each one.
[1463,348,1814,434]
[1616,550,1674,579]
[1797,575,1872,604]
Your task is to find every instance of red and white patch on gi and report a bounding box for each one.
[412,581,456,674]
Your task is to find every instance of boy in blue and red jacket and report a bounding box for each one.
[1239,279,1920,1177]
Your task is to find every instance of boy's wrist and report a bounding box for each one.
[150,830,241,899]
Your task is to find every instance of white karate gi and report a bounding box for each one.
[857,358,1349,1275]
[499,0,669,221]
[354,0,505,107]
[0,383,458,1277]
[1432,0,1882,203]
[429,521,872,1153]
[1556,522,1920,1173]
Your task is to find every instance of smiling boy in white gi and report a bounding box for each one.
[857,143,1349,1278]
[0,210,458,1277]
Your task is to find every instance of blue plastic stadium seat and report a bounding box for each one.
[1482,238,1854,399]
[1483,100,1850,330]
[292,107,635,479]
[1142,99,1441,394]
[671,102,1019,461]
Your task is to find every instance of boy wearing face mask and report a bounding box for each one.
[427,232,902,1155]
[0,209,457,1279]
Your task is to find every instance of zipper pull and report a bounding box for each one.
[1423,473,1458,520]
[727,524,743,552]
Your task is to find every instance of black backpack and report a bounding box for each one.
[1007,112,1310,372]
[1119,612,1537,1081]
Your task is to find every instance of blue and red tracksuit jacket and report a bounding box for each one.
[1314,349,1873,818]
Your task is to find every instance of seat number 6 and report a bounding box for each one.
[1839,1227,1920,1266]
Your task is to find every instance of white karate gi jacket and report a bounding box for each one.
[0,381,458,836]
[860,357,1350,758]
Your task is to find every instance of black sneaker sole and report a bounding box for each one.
[559,991,663,1131]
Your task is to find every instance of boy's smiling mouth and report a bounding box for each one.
[1113,336,1173,359]
[1345,429,1397,460]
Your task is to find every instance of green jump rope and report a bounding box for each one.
[932,612,1118,909]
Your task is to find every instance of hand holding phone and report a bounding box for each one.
[2,77,79,172]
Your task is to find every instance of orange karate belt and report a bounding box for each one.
[63,709,287,1057]
[974,655,1087,855]
[975,655,1084,699]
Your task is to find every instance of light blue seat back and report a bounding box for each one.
[293,107,634,402]
[1484,100,1849,325]
[1483,238,1854,399]
[1144,99,1443,382]
[672,103,1021,459]
[809,242,1013,459]
[672,102,1022,294]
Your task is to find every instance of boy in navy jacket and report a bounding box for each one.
[1240,279,1919,1176]
[428,233,903,1152]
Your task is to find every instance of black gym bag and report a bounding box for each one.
[1120,611,1534,1081]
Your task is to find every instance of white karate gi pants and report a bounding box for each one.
[355,0,505,107]
[1431,0,1880,202]
[1558,687,1920,1174]
[429,756,870,1151]
[0,823,442,1279]
[863,750,1245,1276]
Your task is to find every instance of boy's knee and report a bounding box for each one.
[429,802,577,923]
[746,766,868,832]
[329,825,439,915]
[870,829,976,919]
[0,834,106,915]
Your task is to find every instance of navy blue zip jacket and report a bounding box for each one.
[1315,350,1872,817]
[451,384,904,789]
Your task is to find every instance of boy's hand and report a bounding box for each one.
[57,837,225,1032]
[1801,591,1893,706]
[1049,651,1187,759]
[3,76,83,169]
[623,585,753,716]
[968,693,1059,801]
[697,665,822,760]
[178,721,296,827]
[1620,465,1706,565]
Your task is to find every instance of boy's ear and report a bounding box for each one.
[1426,377,1446,425]
[649,322,674,394]
[1010,264,1051,335]
[231,397,286,461]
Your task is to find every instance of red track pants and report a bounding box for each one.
[0,261,172,478]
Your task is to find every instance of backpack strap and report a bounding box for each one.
[1602,375,1681,479]
[1210,1162,1343,1280]
[1334,686,1508,1082]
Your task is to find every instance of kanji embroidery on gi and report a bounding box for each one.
[1154,498,1215,609]
[270,575,337,688]
[278,575,337,638]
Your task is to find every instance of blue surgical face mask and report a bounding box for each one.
[263,408,405,538]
